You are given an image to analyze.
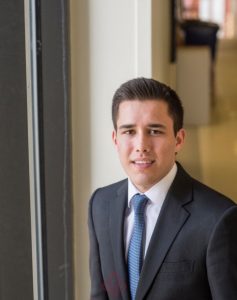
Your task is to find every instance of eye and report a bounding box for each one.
[149,129,164,136]
[123,129,135,135]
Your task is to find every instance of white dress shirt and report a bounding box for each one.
[124,163,177,260]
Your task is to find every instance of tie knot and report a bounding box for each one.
[132,194,148,215]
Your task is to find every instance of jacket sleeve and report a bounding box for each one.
[207,205,237,300]
[88,190,109,300]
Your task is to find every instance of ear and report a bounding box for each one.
[112,130,117,146]
[175,128,185,153]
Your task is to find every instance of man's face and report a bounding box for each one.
[112,100,185,192]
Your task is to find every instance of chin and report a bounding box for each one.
[132,177,153,191]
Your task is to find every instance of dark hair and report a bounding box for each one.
[112,77,184,135]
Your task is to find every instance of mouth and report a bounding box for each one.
[132,159,155,169]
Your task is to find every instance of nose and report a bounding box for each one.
[135,133,150,153]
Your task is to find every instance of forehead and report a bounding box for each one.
[117,99,171,122]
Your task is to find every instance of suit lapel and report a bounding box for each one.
[109,181,130,300]
[136,165,193,300]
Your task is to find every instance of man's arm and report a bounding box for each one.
[207,205,237,299]
[88,191,109,300]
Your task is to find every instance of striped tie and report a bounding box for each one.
[128,194,148,300]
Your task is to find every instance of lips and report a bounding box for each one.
[132,159,155,168]
[133,160,153,164]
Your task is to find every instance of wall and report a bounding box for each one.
[152,0,171,84]
[70,0,170,298]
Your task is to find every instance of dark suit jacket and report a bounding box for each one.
[88,163,237,300]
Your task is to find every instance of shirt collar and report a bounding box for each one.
[128,163,177,207]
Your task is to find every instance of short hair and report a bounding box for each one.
[112,77,184,135]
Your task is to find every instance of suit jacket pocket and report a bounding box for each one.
[159,260,195,279]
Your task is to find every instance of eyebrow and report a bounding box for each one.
[118,124,135,130]
[118,123,166,130]
[147,124,166,129]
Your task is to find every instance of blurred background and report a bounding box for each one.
[0,0,237,299]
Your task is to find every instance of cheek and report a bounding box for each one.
[155,140,177,155]
[117,140,133,155]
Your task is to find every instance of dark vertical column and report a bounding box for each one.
[36,0,73,299]
[170,0,177,63]
[0,1,33,300]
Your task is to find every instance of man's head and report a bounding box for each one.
[112,78,185,192]
[112,77,184,135]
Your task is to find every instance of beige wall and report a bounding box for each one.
[70,1,170,298]
[152,0,171,84]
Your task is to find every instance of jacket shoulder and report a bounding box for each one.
[89,178,127,207]
[192,178,236,210]
[93,178,127,197]
[176,162,236,211]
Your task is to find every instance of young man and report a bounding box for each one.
[88,78,237,300]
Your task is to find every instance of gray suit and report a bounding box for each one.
[88,163,237,299]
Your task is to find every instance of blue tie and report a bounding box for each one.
[128,194,148,300]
